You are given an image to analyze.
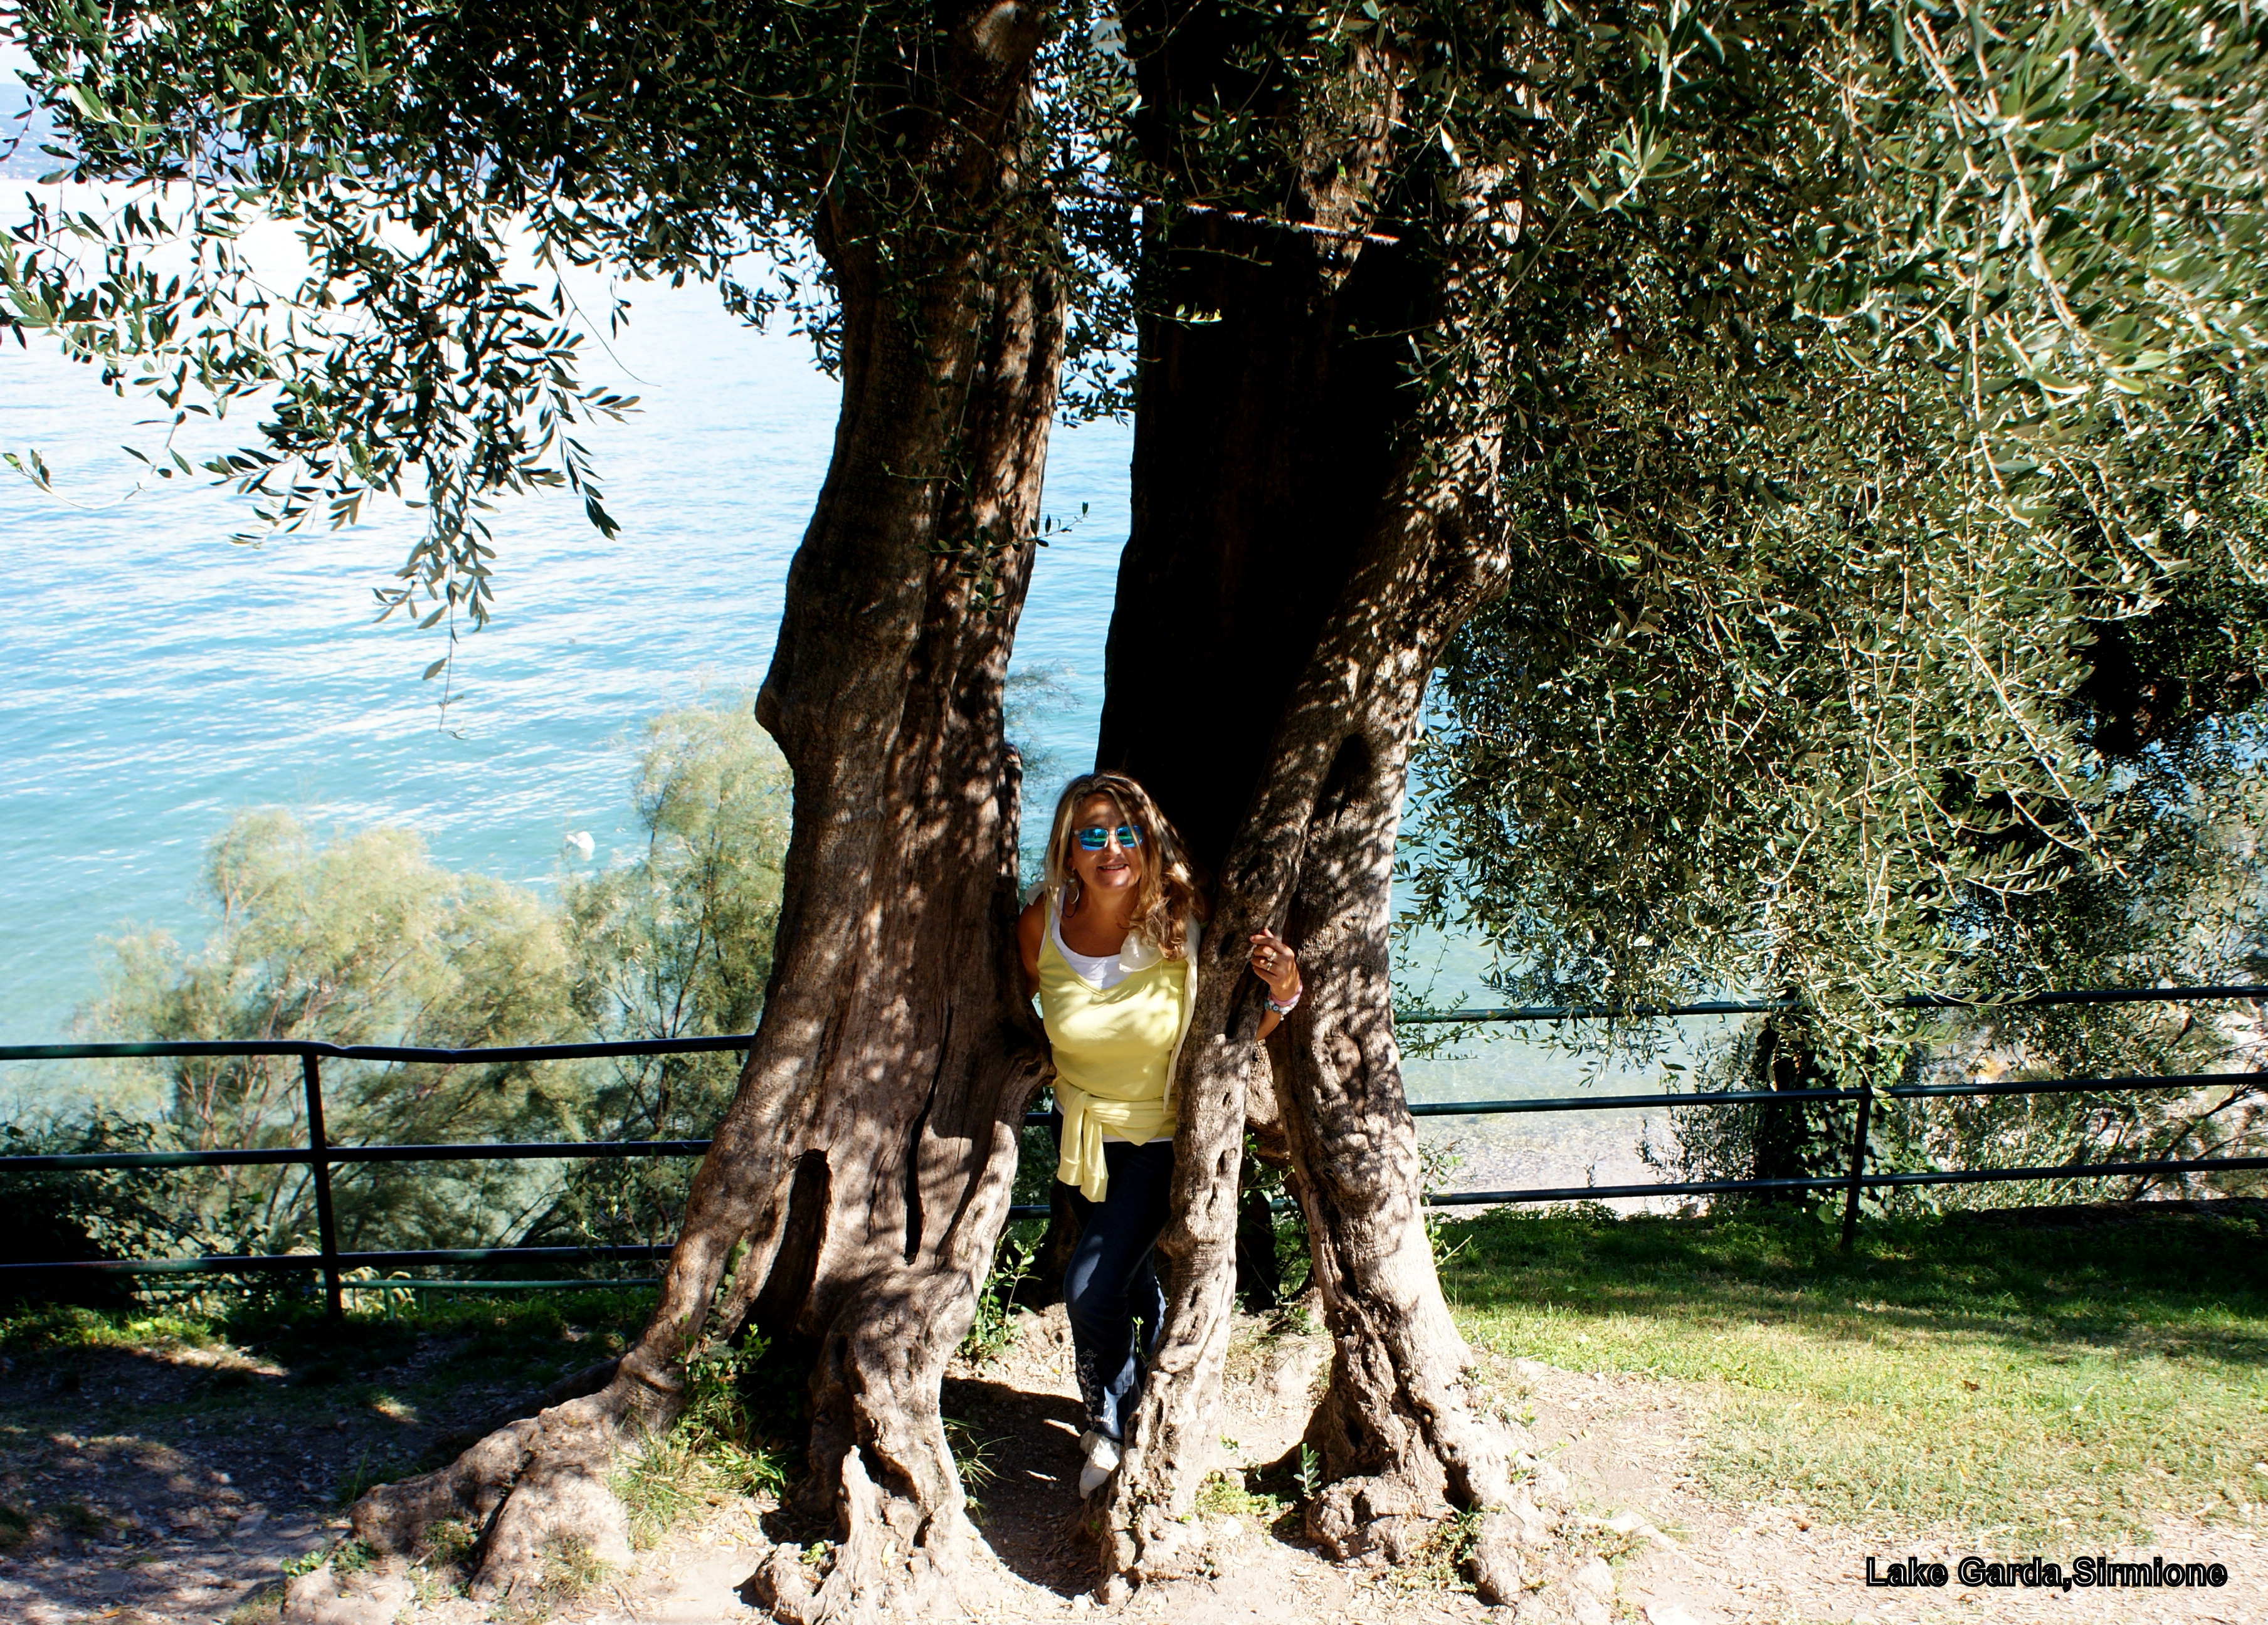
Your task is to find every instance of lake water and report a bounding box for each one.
[0,139,1697,1195]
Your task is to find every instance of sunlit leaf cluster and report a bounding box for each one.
[1,0,1134,648]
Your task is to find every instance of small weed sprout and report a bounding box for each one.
[1382,1508,1482,1593]
[334,1446,411,1505]
[942,1417,999,1491]
[419,1516,478,1571]
[959,1231,1037,1364]
[1191,1471,1286,1522]
[944,1416,999,1518]
[541,1534,610,1601]
[281,1538,375,1582]
[1270,1298,1319,1338]
[1297,1443,1321,1502]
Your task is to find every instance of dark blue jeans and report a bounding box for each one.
[1062,1137,1174,1443]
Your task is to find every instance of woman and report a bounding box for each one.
[1019,770,1304,1495]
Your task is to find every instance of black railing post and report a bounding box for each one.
[1838,1060,1875,1253]
[302,1053,343,1320]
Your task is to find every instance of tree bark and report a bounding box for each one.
[1097,428,1545,1598]
[1089,13,1548,1594]
[348,6,1065,1618]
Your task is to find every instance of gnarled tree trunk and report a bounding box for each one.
[349,7,1065,1619]
[1088,13,1546,1592]
[1097,431,1542,1600]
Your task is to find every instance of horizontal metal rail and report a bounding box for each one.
[1398,983,2268,1024]
[0,1243,670,1276]
[1425,1154,2268,1207]
[2,1139,713,1173]
[0,1034,755,1065]
[5,986,2262,1295]
[1400,1071,2255,1120]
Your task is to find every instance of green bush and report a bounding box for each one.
[8,702,790,1293]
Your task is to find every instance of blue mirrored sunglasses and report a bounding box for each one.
[1075,824,1144,851]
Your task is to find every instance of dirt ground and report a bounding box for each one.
[3,1303,2262,1625]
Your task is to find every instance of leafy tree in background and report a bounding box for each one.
[87,811,586,1255]
[534,702,791,1254]
[37,702,794,1264]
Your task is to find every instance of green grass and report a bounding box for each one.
[1,1288,658,1386]
[610,1338,790,1549]
[1440,1204,2268,1548]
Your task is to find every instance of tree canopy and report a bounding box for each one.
[1374,0,2268,1052]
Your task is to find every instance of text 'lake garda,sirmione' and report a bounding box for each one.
[1865,1555,2230,1592]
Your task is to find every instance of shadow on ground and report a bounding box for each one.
[944,1373,1095,1598]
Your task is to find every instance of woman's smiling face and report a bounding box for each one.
[1067,792,1144,902]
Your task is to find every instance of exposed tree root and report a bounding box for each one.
[352,1357,678,1596]
[1299,1387,1560,1604]
[746,1446,969,1625]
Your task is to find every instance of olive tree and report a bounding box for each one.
[5,0,1094,1614]
[1082,0,2268,1591]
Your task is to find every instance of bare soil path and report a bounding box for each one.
[4,1302,2261,1625]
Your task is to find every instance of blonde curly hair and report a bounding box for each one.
[1041,772,1206,958]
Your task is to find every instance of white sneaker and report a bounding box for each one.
[1077,1430,1121,1496]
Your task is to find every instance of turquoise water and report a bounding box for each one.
[0,281,1131,1043]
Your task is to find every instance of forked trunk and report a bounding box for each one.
[348,6,1064,1617]
[1090,145,1548,1599]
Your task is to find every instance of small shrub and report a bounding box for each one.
[611,1338,788,1549]
[541,1534,609,1601]
[1191,1471,1285,1523]
[281,1538,373,1580]
[1383,1508,1482,1594]
[1269,1298,1318,1339]
[943,1416,998,1514]
[419,1517,478,1569]
[0,1302,220,1355]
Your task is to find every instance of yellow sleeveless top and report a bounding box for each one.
[1037,890,1198,1201]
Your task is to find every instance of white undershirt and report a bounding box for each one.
[1050,913,1128,989]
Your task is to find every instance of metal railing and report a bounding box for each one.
[3,986,2262,1311]
[1393,985,2268,1246]
[0,1035,749,1316]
